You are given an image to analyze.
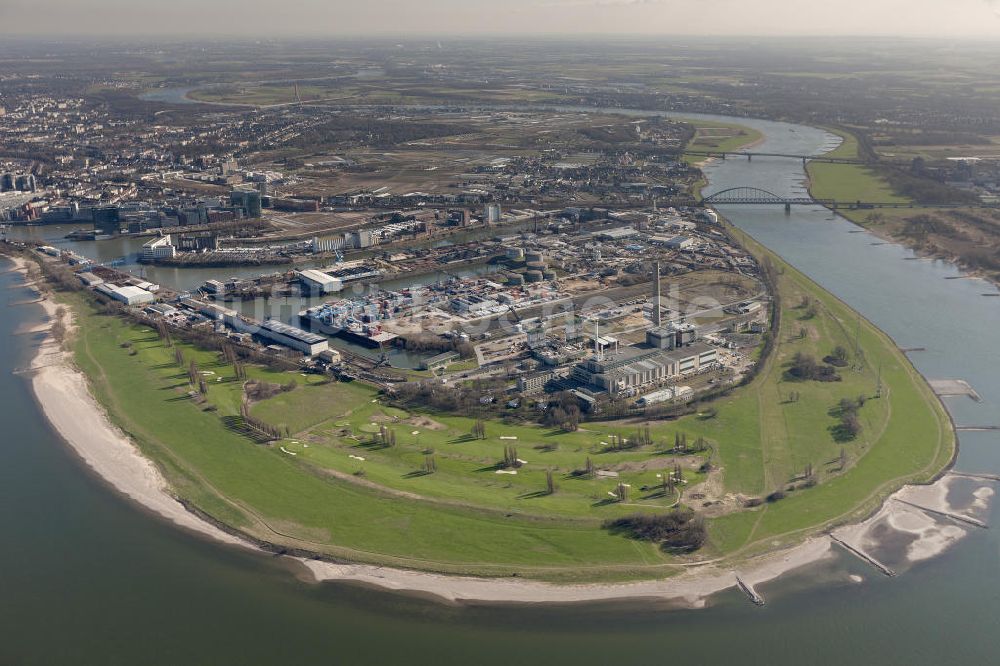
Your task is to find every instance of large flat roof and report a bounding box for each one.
[261,318,326,345]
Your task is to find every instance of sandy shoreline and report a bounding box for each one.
[7,253,985,607]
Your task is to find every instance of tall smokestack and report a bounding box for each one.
[653,262,662,328]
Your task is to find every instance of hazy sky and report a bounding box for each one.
[2,0,1000,37]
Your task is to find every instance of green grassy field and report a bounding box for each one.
[188,83,569,108]
[807,129,909,204]
[63,235,953,580]
[682,120,763,168]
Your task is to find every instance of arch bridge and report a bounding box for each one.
[702,187,823,211]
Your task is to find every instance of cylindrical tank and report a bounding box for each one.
[524,251,546,264]
[542,270,557,280]
[506,247,525,261]
[525,261,546,271]
[524,270,543,283]
[507,273,525,286]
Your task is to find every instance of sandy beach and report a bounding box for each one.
[10,253,988,607]
[15,257,247,549]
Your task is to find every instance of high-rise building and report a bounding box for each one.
[230,189,262,218]
[92,206,122,235]
[15,174,36,192]
[484,203,501,224]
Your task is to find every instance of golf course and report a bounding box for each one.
[62,231,954,582]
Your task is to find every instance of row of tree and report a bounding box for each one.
[239,401,287,442]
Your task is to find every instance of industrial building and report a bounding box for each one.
[570,342,717,397]
[95,283,156,306]
[141,235,177,261]
[517,369,558,395]
[253,319,329,356]
[636,385,693,406]
[569,263,718,397]
[179,299,329,356]
[297,269,344,295]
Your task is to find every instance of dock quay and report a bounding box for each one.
[734,575,765,606]
[829,535,896,577]
[892,498,988,529]
[928,378,982,402]
[949,471,1000,483]
[955,426,1000,432]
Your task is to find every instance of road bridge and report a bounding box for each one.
[684,149,872,165]
[701,187,998,213]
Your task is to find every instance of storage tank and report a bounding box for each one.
[524,251,546,264]
[506,247,525,261]
[524,270,544,283]
[525,261,547,272]
[507,273,525,286]
[542,270,557,281]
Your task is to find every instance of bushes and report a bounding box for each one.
[831,395,866,442]
[823,345,850,368]
[603,509,707,553]
[245,379,297,402]
[787,352,841,382]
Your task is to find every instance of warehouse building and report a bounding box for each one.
[296,269,344,295]
[95,283,156,306]
[253,319,329,356]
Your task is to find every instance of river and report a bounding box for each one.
[2,116,999,665]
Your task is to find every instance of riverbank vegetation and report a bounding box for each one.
[807,128,1000,285]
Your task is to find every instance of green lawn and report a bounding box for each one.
[681,119,763,167]
[807,128,909,204]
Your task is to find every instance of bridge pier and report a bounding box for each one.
[747,154,752,162]
[784,203,791,214]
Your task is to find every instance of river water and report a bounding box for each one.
[3,115,1000,665]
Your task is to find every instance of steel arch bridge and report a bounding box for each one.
[702,187,817,206]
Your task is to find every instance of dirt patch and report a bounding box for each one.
[369,410,403,424]
[610,456,701,473]
[408,415,447,431]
